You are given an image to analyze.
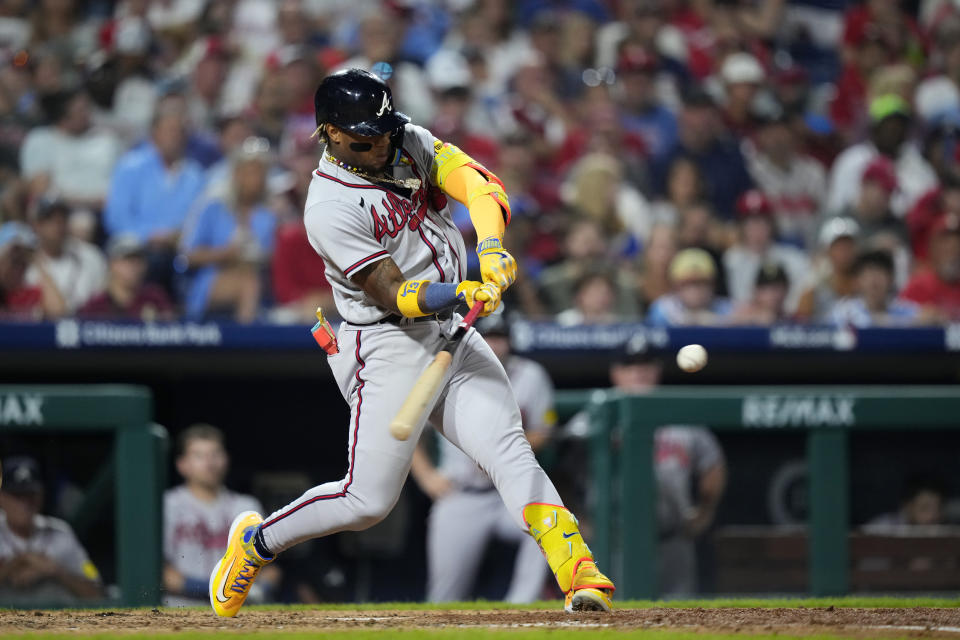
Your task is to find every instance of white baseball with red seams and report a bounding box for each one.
[257,123,565,556]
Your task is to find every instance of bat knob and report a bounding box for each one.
[389,420,411,441]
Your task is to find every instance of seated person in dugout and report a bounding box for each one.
[0,456,102,604]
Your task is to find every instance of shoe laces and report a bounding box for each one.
[230,557,261,595]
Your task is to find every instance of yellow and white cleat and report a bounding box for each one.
[209,511,272,617]
[564,559,615,612]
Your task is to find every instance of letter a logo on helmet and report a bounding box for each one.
[313,69,410,135]
[376,92,391,117]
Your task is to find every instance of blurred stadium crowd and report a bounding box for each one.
[1,0,960,326]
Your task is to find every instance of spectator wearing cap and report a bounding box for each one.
[840,0,926,68]
[840,156,912,286]
[647,248,733,326]
[826,94,937,218]
[900,214,960,320]
[616,44,679,160]
[0,221,65,320]
[78,234,174,321]
[743,111,827,249]
[830,249,920,327]
[178,138,277,323]
[24,198,106,313]
[722,190,810,313]
[652,89,754,219]
[731,262,791,325]
[104,98,206,294]
[717,52,765,139]
[0,456,102,603]
[796,217,861,320]
[19,88,122,210]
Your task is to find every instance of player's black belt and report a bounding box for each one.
[354,311,453,327]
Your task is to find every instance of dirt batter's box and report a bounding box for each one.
[0,385,166,606]
[557,385,960,600]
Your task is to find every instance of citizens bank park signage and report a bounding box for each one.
[0,393,44,426]
[742,395,856,428]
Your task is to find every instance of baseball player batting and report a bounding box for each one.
[208,68,615,615]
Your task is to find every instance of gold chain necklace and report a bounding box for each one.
[324,151,421,191]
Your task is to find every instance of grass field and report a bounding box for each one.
[4,597,960,639]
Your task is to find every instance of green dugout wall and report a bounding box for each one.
[0,385,165,606]
[555,386,960,600]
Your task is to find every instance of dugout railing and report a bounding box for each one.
[554,386,960,600]
[0,385,165,607]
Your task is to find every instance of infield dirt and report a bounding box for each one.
[4,607,960,637]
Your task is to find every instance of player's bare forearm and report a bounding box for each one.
[409,441,438,488]
[352,257,405,313]
[409,441,452,500]
[525,429,550,453]
[56,569,103,599]
[698,463,727,513]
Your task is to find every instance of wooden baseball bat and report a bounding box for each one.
[389,301,485,441]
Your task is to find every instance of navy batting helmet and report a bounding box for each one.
[314,69,411,135]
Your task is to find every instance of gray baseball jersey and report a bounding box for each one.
[655,426,724,537]
[0,511,99,604]
[654,426,724,596]
[164,485,262,604]
[258,124,566,570]
[303,124,467,325]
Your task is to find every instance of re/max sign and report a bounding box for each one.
[0,394,44,426]
[742,396,856,428]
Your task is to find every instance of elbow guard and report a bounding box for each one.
[432,141,511,225]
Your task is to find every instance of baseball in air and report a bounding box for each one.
[677,344,708,372]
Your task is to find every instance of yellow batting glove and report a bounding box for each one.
[476,237,517,290]
[455,280,502,317]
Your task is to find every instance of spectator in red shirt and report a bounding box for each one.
[0,222,65,320]
[900,214,960,321]
[907,173,960,264]
[269,221,335,324]
[841,0,926,66]
[78,235,174,322]
[831,28,896,136]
